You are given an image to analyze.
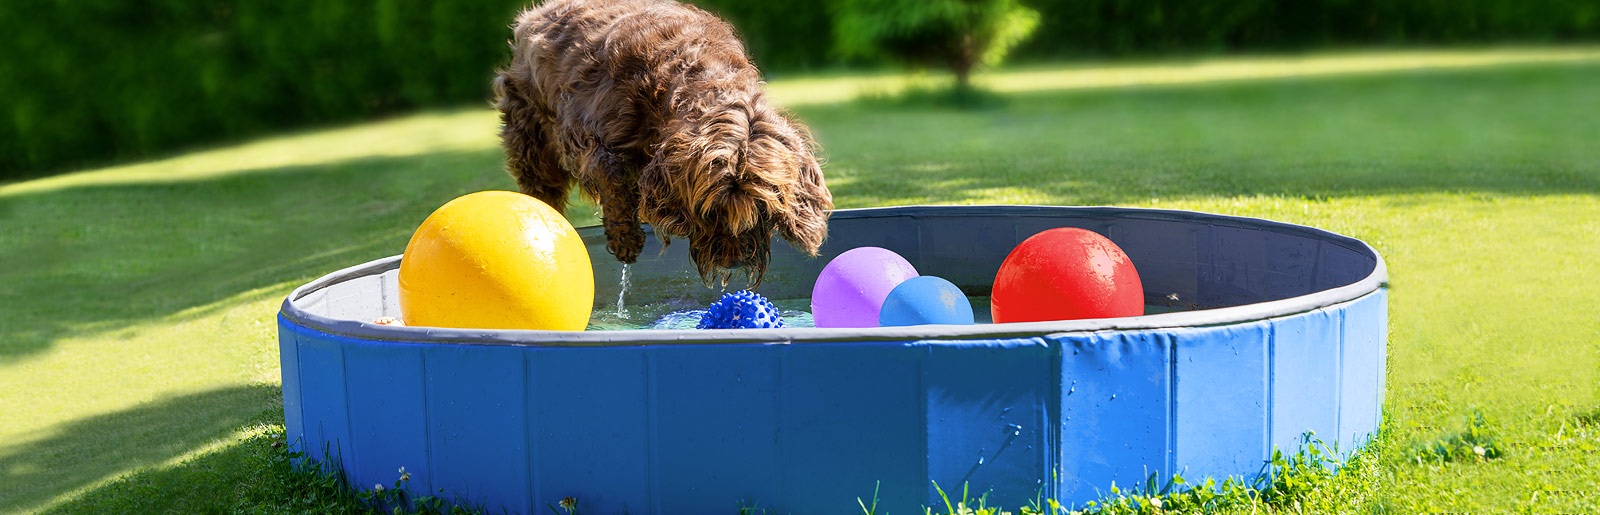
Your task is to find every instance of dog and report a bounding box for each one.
[494,0,833,286]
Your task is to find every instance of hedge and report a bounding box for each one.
[2,0,1595,177]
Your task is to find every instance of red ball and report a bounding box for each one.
[991,228,1144,323]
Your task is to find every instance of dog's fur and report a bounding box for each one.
[494,0,832,286]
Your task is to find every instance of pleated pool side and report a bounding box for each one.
[278,289,1384,513]
[278,205,1388,513]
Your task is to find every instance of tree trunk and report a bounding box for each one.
[954,61,972,90]
[953,33,977,91]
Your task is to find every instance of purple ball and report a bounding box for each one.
[811,247,919,328]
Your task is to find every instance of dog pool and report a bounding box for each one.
[278,205,1387,513]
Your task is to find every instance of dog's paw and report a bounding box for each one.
[604,220,645,264]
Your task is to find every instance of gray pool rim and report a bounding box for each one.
[280,204,1386,345]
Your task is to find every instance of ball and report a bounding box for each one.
[398,191,593,330]
[811,247,919,328]
[991,228,1143,323]
[697,290,787,329]
[878,276,975,327]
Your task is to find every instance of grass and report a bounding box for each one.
[2,46,1598,513]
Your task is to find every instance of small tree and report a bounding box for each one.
[830,0,1040,89]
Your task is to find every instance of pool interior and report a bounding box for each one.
[292,263,1226,332]
[585,295,1185,330]
[292,207,1379,333]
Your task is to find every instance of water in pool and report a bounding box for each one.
[586,296,1181,330]
[586,297,823,331]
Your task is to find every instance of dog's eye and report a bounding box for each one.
[711,157,729,170]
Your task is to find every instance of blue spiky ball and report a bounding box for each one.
[697,290,786,329]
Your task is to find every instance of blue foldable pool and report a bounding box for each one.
[278,205,1387,514]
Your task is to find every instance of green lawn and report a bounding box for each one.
[2,48,1597,513]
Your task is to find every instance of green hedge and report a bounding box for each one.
[3,0,1596,177]
[1016,0,1600,56]
[1,0,524,178]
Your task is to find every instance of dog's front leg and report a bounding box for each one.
[496,76,571,213]
[580,146,646,264]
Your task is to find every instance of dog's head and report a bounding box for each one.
[641,94,832,287]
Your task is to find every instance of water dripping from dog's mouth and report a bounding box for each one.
[615,263,631,317]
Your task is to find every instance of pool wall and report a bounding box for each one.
[278,206,1387,514]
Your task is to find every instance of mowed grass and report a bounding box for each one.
[1,48,1597,513]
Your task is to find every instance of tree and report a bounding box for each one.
[830,0,1040,89]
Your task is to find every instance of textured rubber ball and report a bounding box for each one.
[698,290,786,329]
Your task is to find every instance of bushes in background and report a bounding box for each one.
[831,0,1041,88]
[1016,0,1600,57]
[3,0,1596,177]
[0,0,522,178]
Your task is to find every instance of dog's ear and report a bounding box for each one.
[639,123,696,242]
[777,139,832,256]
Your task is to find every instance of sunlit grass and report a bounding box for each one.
[766,45,1600,106]
[0,110,500,197]
[1,48,1598,513]
[7,46,1590,198]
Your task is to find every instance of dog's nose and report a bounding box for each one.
[724,258,745,269]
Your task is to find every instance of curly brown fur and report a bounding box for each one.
[494,0,832,287]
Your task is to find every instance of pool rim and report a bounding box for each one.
[279,204,1387,346]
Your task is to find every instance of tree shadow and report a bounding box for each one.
[0,383,279,512]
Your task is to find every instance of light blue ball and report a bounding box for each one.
[878,276,975,327]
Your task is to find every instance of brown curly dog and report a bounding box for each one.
[493,0,833,286]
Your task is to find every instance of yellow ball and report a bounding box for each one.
[398,191,593,331]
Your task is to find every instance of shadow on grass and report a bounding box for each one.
[0,148,518,362]
[0,383,279,512]
[853,83,1012,110]
[37,429,276,514]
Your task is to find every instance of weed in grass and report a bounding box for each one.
[1411,407,1504,465]
[1575,408,1600,429]
[859,481,882,515]
[909,434,1378,515]
[250,431,383,514]
[736,500,779,514]
[1540,407,1600,455]
[267,432,1368,515]
[547,496,578,514]
[260,427,487,515]
[1090,435,1355,514]
[926,480,1026,515]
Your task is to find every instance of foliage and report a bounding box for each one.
[1017,0,1600,57]
[4,0,1598,176]
[692,0,835,72]
[0,0,520,178]
[830,0,1040,86]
